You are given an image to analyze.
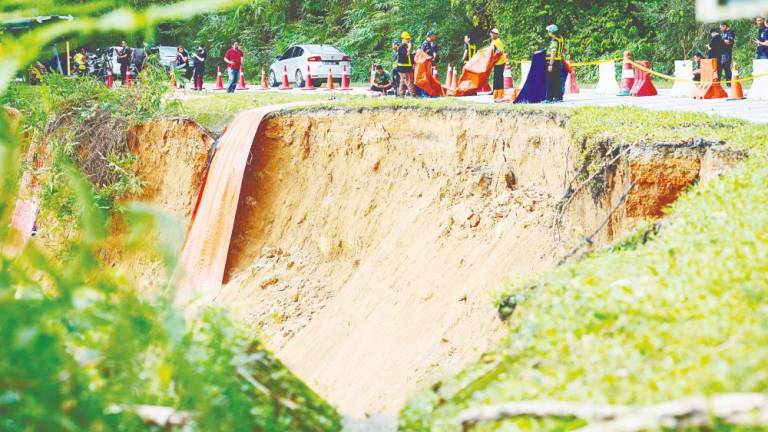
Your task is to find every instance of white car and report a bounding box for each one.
[268,44,351,87]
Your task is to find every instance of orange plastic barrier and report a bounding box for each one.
[693,58,727,99]
[454,47,501,97]
[414,50,445,97]
[177,102,327,304]
[629,60,658,97]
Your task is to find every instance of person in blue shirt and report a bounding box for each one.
[755,16,768,60]
[420,31,438,64]
[719,22,735,84]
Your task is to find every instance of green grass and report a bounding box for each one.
[397,108,768,431]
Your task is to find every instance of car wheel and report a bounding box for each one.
[295,69,305,88]
[269,70,279,87]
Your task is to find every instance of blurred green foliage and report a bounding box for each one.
[1,1,341,430]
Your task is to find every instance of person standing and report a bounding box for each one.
[73,48,87,76]
[720,22,735,84]
[707,28,726,80]
[421,31,438,64]
[175,46,190,88]
[116,41,132,85]
[224,41,244,93]
[396,32,416,96]
[490,28,506,98]
[391,40,401,95]
[755,16,768,60]
[462,34,477,65]
[545,24,565,102]
[192,46,207,91]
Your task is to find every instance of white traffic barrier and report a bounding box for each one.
[595,61,619,95]
[520,61,531,88]
[747,59,768,101]
[670,60,696,97]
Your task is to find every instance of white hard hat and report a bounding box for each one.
[490,28,500,35]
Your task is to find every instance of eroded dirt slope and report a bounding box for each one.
[209,109,739,416]
[118,108,739,417]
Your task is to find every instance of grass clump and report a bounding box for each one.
[399,108,768,431]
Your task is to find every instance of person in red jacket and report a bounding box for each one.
[223,41,244,93]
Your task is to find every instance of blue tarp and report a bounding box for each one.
[514,50,546,104]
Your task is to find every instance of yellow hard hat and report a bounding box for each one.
[401,31,411,40]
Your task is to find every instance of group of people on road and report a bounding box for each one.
[692,17,768,85]
[383,24,566,102]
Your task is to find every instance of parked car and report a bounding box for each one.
[268,44,351,87]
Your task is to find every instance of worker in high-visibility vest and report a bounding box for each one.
[396,31,416,96]
[490,28,506,100]
[73,48,88,76]
[545,24,566,102]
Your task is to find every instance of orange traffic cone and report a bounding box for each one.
[451,67,458,92]
[214,66,225,90]
[565,65,580,94]
[369,64,376,87]
[279,65,291,90]
[125,68,132,87]
[729,61,745,100]
[339,65,352,91]
[618,51,634,96]
[325,67,335,91]
[237,65,247,90]
[258,67,268,90]
[445,64,453,89]
[302,65,316,90]
[169,68,177,88]
[106,68,113,88]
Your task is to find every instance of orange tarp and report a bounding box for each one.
[414,50,445,97]
[177,102,325,305]
[454,47,501,97]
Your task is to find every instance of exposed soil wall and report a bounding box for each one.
[201,109,738,416]
[115,108,740,417]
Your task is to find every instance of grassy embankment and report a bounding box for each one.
[392,107,768,431]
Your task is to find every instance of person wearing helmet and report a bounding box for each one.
[397,31,416,96]
[490,28,506,98]
[421,31,439,64]
[545,24,565,102]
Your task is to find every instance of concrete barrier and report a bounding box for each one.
[520,61,531,89]
[670,60,696,97]
[747,59,768,101]
[595,61,619,95]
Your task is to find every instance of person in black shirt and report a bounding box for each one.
[391,40,401,95]
[706,28,726,80]
[192,46,207,91]
[720,22,735,84]
[116,41,132,85]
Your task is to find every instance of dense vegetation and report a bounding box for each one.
[13,0,760,81]
[0,1,341,430]
[399,107,768,431]
[1,0,761,82]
